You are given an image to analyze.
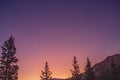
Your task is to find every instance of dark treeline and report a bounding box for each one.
[0,36,120,80]
[0,36,18,80]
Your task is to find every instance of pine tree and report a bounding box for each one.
[104,68,110,80]
[110,59,119,80]
[118,64,120,79]
[71,56,81,80]
[84,57,95,80]
[0,36,19,80]
[40,61,52,80]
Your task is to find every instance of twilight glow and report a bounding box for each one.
[0,1,120,80]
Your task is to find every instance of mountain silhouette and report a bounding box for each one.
[93,54,120,76]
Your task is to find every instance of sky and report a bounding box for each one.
[0,0,120,80]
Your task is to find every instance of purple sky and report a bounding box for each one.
[0,0,120,80]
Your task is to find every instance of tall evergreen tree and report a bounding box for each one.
[110,59,119,80]
[118,64,120,79]
[104,68,111,80]
[40,61,52,80]
[71,56,81,80]
[84,57,95,80]
[0,36,19,80]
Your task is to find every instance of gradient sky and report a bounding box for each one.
[0,0,120,80]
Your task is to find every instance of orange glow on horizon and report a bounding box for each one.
[17,50,97,80]
[18,64,86,80]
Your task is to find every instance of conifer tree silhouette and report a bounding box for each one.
[0,36,19,80]
[84,57,95,80]
[71,56,81,80]
[110,59,119,80]
[118,64,120,79]
[40,61,52,80]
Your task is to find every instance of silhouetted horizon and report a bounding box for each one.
[0,0,120,80]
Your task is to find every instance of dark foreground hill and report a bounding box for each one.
[51,78,70,80]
